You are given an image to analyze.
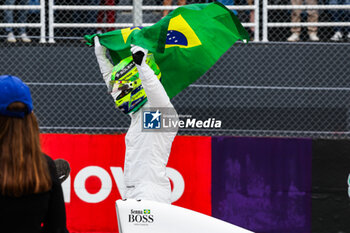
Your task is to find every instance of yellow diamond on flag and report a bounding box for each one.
[121,27,142,43]
[165,15,202,49]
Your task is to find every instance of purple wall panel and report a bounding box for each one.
[212,137,312,233]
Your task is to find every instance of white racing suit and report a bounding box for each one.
[95,42,178,204]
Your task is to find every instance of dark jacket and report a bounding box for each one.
[0,155,69,233]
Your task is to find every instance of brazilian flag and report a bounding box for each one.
[85,2,249,99]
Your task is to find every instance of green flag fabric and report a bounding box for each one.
[85,2,249,99]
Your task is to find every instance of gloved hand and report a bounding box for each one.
[130,44,148,66]
[94,36,107,57]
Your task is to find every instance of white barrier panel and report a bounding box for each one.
[116,199,254,233]
[61,166,185,204]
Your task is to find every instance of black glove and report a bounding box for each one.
[132,51,145,66]
[130,44,148,66]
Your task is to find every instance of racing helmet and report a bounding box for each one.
[109,54,161,114]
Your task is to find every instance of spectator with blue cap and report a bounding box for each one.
[0,75,33,117]
[0,75,69,233]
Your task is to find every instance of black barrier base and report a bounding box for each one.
[312,139,350,233]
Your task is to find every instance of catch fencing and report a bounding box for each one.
[0,0,349,139]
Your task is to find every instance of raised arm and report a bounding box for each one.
[94,36,114,87]
[130,45,172,108]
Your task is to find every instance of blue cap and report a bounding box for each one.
[0,75,33,118]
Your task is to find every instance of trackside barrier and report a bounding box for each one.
[48,1,259,42]
[2,1,349,42]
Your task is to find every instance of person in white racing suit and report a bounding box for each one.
[94,36,178,204]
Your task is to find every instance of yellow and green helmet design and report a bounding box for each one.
[109,54,161,114]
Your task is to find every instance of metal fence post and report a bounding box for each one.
[40,0,46,43]
[254,0,260,41]
[133,0,143,27]
[262,0,268,42]
[49,0,55,43]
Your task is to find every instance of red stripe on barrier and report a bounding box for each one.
[40,134,211,233]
